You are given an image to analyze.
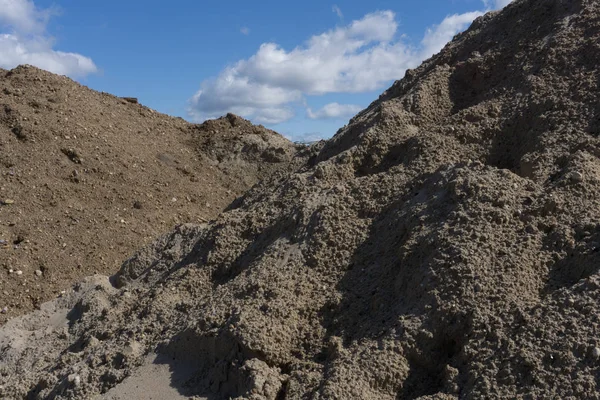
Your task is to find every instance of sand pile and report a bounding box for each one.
[2,0,600,398]
[0,66,300,321]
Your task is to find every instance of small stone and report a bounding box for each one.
[122,97,138,104]
[565,297,575,306]
[122,340,140,356]
[58,327,69,339]
[120,219,126,224]
[570,171,583,182]
[543,199,558,215]
[15,270,23,276]
[1,199,14,205]
[1,307,7,314]
[35,270,42,277]
[592,347,600,359]
[314,166,325,179]
[68,374,81,387]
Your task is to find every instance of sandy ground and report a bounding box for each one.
[0,65,300,322]
[100,356,197,400]
[3,0,600,398]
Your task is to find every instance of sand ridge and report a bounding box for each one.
[0,66,301,321]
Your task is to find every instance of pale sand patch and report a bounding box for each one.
[101,355,204,400]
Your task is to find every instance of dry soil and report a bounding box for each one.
[2,0,600,398]
[0,67,301,321]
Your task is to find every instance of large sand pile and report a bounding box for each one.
[2,0,600,398]
[0,66,300,321]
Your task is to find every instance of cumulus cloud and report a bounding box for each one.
[420,11,484,57]
[0,0,52,33]
[307,103,362,119]
[483,0,513,10]
[189,9,484,124]
[332,5,343,19]
[0,34,97,77]
[189,71,301,124]
[283,131,325,144]
[0,0,97,77]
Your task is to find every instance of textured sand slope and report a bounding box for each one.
[0,66,301,321]
[2,0,600,398]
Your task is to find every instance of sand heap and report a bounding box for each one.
[0,66,300,321]
[2,0,600,398]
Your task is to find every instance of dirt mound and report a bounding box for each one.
[0,65,300,321]
[2,0,600,398]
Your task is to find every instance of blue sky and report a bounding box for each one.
[0,0,512,141]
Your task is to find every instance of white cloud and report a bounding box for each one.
[240,26,250,35]
[283,131,325,143]
[0,0,51,34]
[253,108,295,125]
[0,34,97,77]
[189,9,483,125]
[0,0,96,77]
[307,103,362,119]
[483,0,513,10]
[420,11,484,57]
[332,5,343,19]
[188,69,302,124]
